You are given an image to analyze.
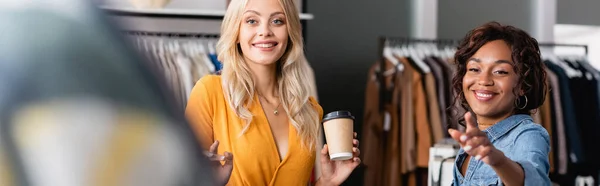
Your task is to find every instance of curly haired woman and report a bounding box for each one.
[448,22,551,186]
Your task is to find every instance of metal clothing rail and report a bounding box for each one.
[377,37,458,63]
[101,6,315,20]
[380,36,589,56]
[380,36,458,46]
[123,30,220,38]
[538,43,589,55]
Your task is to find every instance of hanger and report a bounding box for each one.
[417,44,426,59]
[383,44,399,65]
[445,45,455,60]
[199,39,216,72]
[393,41,404,58]
[415,43,424,58]
[160,39,166,55]
[408,43,431,73]
[429,43,438,58]
[575,175,594,186]
[421,43,431,58]
[390,40,405,72]
[381,40,403,76]
[168,40,175,54]
[207,39,216,55]
[135,36,142,52]
[143,37,149,53]
[190,41,197,58]
[175,40,183,55]
[402,42,410,59]
[548,51,582,78]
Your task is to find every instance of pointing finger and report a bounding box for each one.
[464,112,479,132]
[209,140,220,154]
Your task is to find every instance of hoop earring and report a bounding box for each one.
[515,95,528,110]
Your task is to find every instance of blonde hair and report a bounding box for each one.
[216,0,319,150]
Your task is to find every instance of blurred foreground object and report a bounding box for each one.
[129,0,173,9]
[0,1,214,186]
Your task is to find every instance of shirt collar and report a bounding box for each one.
[483,114,532,142]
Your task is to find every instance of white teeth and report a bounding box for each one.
[476,92,492,98]
[254,43,274,48]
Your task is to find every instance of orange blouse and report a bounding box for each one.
[185,75,323,186]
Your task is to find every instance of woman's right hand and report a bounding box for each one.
[205,140,233,186]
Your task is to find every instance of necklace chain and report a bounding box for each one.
[258,94,281,116]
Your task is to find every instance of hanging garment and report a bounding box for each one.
[361,59,403,186]
[404,57,433,168]
[209,54,223,72]
[397,56,417,174]
[577,59,600,108]
[545,61,585,185]
[546,69,568,175]
[132,38,220,107]
[539,81,555,173]
[424,57,450,137]
[191,53,212,82]
[423,70,444,145]
[565,59,600,175]
[175,53,193,102]
[432,56,459,130]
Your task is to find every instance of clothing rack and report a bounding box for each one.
[124,30,223,109]
[124,30,220,38]
[380,37,458,46]
[378,37,459,66]
[538,43,589,55]
[379,37,589,57]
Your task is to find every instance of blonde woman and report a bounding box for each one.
[185,0,361,185]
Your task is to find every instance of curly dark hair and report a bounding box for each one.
[451,21,547,126]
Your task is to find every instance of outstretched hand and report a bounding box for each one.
[448,112,504,166]
[204,140,233,186]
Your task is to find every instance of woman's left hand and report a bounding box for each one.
[318,132,361,186]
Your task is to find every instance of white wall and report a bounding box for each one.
[100,0,225,10]
[98,0,301,12]
[437,0,534,39]
[97,0,303,34]
[555,24,600,69]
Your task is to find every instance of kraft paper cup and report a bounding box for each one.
[322,111,355,161]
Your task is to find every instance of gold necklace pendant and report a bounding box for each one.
[273,102,281,116]
[258,93,281,116]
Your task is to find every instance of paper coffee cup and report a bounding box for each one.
[322,111,355,161]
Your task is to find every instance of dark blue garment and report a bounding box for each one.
[563,59,600,175]
[209,54,222,72]
[545,61,586,181]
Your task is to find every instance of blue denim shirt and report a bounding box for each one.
[452,114,551,186]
